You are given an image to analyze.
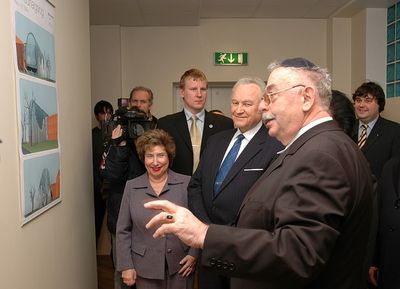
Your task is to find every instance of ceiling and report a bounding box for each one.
[89,0,397,27]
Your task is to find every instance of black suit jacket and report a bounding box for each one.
[352,117,400,179]
[375,156,400,289]
[157,110,233,176]
[202,121,374,289]
[188,124,283,225]
[188,124,283,289]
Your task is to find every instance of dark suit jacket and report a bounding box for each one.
[202,121,374,289]
[188,124,283,225]
[157,110,233,176]
[188,124,283,289]
[352,117,400,180]
[375,156,400,289]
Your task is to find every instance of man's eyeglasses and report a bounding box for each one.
[261,84,305,105]
[353,96,375,105]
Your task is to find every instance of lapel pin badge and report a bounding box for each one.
[209,124,213,129]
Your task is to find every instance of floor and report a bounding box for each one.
[97,254,114,289]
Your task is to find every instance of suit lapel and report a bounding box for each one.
[176,111,192,150]
[202,112,218,152]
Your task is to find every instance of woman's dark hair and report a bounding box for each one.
[135,129,176,166]
[330,90,356,137]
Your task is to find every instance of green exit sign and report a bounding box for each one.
[214,52,248,65]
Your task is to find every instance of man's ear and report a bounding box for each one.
[179,88,185,100]
[302,86,315,111]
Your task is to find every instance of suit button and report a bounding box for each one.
[229,263,236,271]
[167,248,172,253]
[210,257,216,266]
[389,227,395,232]
[216,259,222,268]
[223,261,228,270]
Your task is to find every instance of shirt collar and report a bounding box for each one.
[279,116,333,153]
[184,108,205,122]
[359,115,379,129]
[234,121,262,141]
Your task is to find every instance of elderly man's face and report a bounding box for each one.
[231,83,262,133]
[259,67,306,145]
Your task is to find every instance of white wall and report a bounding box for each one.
[328,17,352,94]
[91,18,327,119]
[351,9,367,91]
[0,0,97,288]
[365,9,386,88]
[90,25,122,124]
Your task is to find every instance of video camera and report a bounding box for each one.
[101,98,152,144]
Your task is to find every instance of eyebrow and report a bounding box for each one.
[265,84,278,91]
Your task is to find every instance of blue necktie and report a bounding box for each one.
[214,134,245,195]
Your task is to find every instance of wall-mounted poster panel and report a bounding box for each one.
[11,0,60,225]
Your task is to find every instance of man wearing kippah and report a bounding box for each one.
[145,58,374,289]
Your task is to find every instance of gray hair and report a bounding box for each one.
[232,76,266,99]
[267,58,332,108]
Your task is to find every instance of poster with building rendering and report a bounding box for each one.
[11,0,60,225]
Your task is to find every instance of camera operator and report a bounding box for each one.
[101,124,146,289]
[129,86,157,129]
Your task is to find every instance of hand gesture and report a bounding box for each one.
[144,200,209,249]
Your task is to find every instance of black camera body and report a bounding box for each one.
[101,106,152,144]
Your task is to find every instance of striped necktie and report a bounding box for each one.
[190,115,201,173]
[358,124,368,148]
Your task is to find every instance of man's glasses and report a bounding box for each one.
[353,96,375,105]
[261,84,305,105]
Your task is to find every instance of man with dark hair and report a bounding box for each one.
[92,100,113,245]
[157,68,233,175]
[129,86,157,129]
[352,81,400,180]
[352,82,400,287]
[145,58,374,289]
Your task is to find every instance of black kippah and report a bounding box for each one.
[280,57,316,69]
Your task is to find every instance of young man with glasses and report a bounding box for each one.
[144,58,374,289]
[352,81,400,180]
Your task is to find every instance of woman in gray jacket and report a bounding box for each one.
[116,129,197,289]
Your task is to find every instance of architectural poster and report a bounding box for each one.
[11,0,60,225]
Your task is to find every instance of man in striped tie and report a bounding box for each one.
[352,81,400,180]
[352,81,400,288]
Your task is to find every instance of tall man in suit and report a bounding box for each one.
[157,68,233,175]
[188,77,283,289]
[145,58,374,289]
[352,81,400,180]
